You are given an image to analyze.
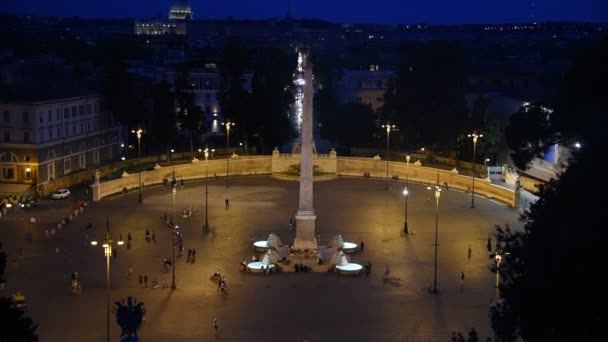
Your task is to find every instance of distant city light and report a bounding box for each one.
[574,142,581,149]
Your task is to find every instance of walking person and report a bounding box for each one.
[225,198,230,209]
[213,318,219,334]
[112,247,117,261]
[360,241,365,252]
[192,248,197,263]
[128,265,133,279]
[187,249,192,263]
[460,272,465,282]
[144,275,148,287]
[468,245,472,260]
[138,275,143,288]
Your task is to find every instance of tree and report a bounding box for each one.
[113,296,146,341]
[252,47,297,150]
[505,38,608,169]
[150,81,177,159]
[0,248,39,341]
[320,102,375,150]
[174,63,205,158]
[382,41,470,153]
[492,38,606,341]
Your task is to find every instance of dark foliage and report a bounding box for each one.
[0,298,39,341]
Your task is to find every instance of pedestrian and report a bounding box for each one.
[187,249,192,262]
[225,198,230,209]
[213,318,218,332]
[144,275,148,287]
[367,261,372,274]
[444,181,449,190]
[128,265,133,279]
[19,247,23,257]
[468,245,472,260]
[112,247,117,261]
[138,275,143,287]
[192,248,197,263]
[460,272,465,281]
[360,241,365,252]
[250,234,254,243]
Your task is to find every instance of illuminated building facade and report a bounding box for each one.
[135,0,191,36]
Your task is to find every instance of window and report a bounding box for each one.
[79,105,85,116]
[4,132,9,142]
[24,132,30,143]
[86,104,92,114]
[39,113,43,123]
[377,80,383,89]
[49,128,53,140]
[64,158,71,174]
[56,109,60,120]
[93,150,100,163]
[2,168,15,179]
[64,108,69,118]
[23,111,29,122]
[3,111,9,122]
[25,155,30,162]
[48,110,52,122]
[94,103,97,113]
[71,107,77,117]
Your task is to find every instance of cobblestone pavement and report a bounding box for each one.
[0,176,521,341]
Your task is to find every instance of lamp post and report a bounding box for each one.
[484,157,490,179]
[487,233,507,298]
[131,129,144,204]
[221,121,235,188]
[382,123,396,190]
[467,132,483,208]
[171,170,177,289]
[90,217,124,342]
[429,186,441,293]
[402,187,409,235]
[203,148,214,232]
[406,155,410,184]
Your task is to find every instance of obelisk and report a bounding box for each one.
[293,58,317,251]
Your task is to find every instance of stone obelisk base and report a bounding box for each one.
[294,210,317,250]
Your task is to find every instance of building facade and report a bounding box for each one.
[335,67,394,112]
[0,95,121,193]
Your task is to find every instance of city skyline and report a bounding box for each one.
[2,0,608,24]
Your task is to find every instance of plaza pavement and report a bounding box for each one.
[0,176,522,341]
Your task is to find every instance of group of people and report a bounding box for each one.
[187,248,197,263]
[145,229,156,243]
[182,207,197,218]
[294,263,311,272]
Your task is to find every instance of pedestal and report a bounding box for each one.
[293,210,317,250]
[92,184,101,202]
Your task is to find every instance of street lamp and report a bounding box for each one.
[171,170,177,289]
[405,155,411,184]
[467,132,483,208]
[402,187,409,235]
[382,123,396,190]
[221,121,236,188]
[131,129,144,204]
[90,217,124,342]
[428,186,441,293]
[203,148,214,232]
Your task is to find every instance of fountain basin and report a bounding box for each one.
[253,241,270,252]
[342,242,358,254]
[247,262,275,273]
[335,263,363,275]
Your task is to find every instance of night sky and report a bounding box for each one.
[3,0,608,24]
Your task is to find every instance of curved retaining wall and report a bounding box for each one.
[94,155,517,207]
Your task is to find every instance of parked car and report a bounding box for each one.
[51,189,71,199]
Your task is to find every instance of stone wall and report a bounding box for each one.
[96,156,272,199]
[271,148,337,173]
[93,154,517,207]
[337,157,517,207]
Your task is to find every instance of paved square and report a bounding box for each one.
[1,176,521,341]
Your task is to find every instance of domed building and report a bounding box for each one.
[169,0,193,21]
